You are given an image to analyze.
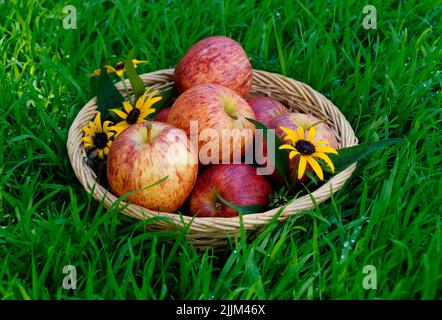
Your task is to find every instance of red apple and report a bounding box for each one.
[153,107,171,123]
[268,112,339,183]
[246,97,289,169]
[246,96,289,127]
[173,36,252,97]
[107,122,198,212]
[168,84,256,164]
[189,164,272,217]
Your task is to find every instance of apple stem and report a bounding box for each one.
[308,119,327,129]
[215,202,222,211]
[145,125,152,142]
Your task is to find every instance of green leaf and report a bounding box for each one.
[212,189,265,215]
[125,49,146,102]
[330,138,404,173]
[246,118,290,187]
[96,66,124,120]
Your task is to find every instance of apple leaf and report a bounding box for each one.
[330,138,404,174]
[246,118,291,187]
[125,49,146,102]
[96,66,124,120]
[212,189,265,215]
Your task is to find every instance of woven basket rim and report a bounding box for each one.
[67,68,358,238]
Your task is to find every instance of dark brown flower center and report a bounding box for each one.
[295,140,315,155]
[126,108,141,124]
[93,132,108,149]
[114,62,125,71]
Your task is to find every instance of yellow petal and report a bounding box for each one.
[279,144,297,151]
[307,126,316,141]
[289,151,300,159]
[83,125,95,137]
[104,65,116,73]
[313,140,330,147]
[315,146,338,155]
[103,120,113,132]
[139,107,155,119]
[298,156,307,180]
[136,118,148,124]
[123,101,133,113]
[108,126,118,134]
[111,126,124,138]
[116,69,124,77]
[132,59,147,65]
[110,108,128,120]
[144,96,162,108]
[306,156,324,181]
[83,143,94,148]
[88,120,96,131]
[313,152,335,173]
[87,69,101,77]
[113,121,131,133]
[148,90,159,99]
[297,126,305,140]
[98,149,104,159]
[81,136,94,145]
[94,113,102,132]
[279,126,298,143]
[136,93,146,109]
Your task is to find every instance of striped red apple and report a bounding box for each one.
[173,36,252,97]
[107,122,198,212]
[189,164,272,217]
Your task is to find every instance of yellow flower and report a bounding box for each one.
[278,125,338,181]
[110,89,161,136]
[81,112,116,159]
[87,59,147,77]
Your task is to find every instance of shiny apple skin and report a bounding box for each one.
[189,164,272,217]
[107,122,198,212]
[168,83,256,164]
[246,96,289,127]
[153,107,171,123]
[173,36,252,97]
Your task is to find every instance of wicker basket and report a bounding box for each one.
[67,69,358,249]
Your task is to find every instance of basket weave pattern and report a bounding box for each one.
[67,69,358,247]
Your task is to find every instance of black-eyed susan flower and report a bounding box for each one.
[111,89,161,135]
[87,59,147,77]
[104,59,147,77]
[279,125,338,181]
[82,112,115,159]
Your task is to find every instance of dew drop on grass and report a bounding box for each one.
[343,241,349,248]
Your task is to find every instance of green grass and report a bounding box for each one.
[0,0,441,299]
